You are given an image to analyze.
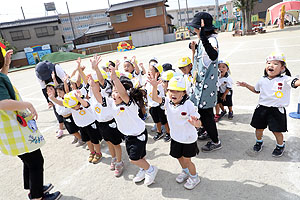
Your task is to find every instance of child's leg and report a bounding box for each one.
[179,157,196,175]
[59,122,64,130]
[156,122,162,133]
[73,132,82,140]
[131,158,150,170]
[114,144,122,163]
[93,143,101,154]
[255,129,264,140]
[228,106,233,113]
[164,123,170,135]
[107,141,116,158]
[86,141,95,153]
[219,104,225,112]
[215,104,220,115]
[273,132,284,145]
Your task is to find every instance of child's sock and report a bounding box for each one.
[190,173,198,179]
[277,143,285,147]
[146,165,154,173]
[256,139,263,143]
[183,168,189,175]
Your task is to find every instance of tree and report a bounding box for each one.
[234,0,257,35]
[0,38,17,53]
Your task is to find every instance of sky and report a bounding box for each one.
[0,0,228,23]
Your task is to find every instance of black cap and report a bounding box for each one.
[162,63,173,72]
[187,12,216,31]
[35,61,55,81]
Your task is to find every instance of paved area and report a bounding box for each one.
[1,26,300,200]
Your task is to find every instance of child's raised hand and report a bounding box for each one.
[74,90,82,100]
[139,63,143,67]
[51,71,56,80]
[63,75,69,83]
[87,74,96,87]
[236,81,247,87]
[76,57,81,69]
[4,49,13,66]
[115,59,120,66]
[147,73,161,87]
[110,66,118,81]
[90,54,102,71]
[188,116,202,128]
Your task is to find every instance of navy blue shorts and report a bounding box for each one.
[124,129,148,161]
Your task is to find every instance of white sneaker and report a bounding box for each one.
[151,124,157,132]
[176,171,189,183]
[75,140,85,147]
[56,130,63,138]
[184,176,200,190]
[133,169,146,183]
[144,166,158,186]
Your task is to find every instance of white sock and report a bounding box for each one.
[147,165,154,173]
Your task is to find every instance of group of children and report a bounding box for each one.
[46,49,300,191]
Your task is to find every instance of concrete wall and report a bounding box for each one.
[1,21,64,52]
[110,2,170,34]
[252,0,282,19]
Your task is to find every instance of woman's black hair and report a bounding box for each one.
[117,76,145,108]
[55,83,66,93]
[205,30,218,37]
[264,61,291,77]
[46,84,58,97]
[0,47,4,69]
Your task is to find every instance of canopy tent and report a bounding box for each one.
[266,1,300,25]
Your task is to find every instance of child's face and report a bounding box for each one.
[179,64,192,75]
[124,62,134,73]
[162,81,169,90]
[218,63,228,77]
[168,90,185,104]
[57,89,65,99]
[46,86,55,96]
[70,82,77,90]
[148,65,159,78]
[112,86,123,105]
[265,60,285,78]
[103,67,109,72]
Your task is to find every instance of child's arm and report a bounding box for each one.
[110,67,130,104]
[48,93,64,107]
[131,56,140,75]
[139,63,146,75]
[1,50,13,75]
[294,79,300,87]
[188,116,202,128]
[88,75,103,104]
[221,88,230,101]
[147,74,163,104]
[237,81,259,94]
[74,90,89,108]
[90,54,105,86]
[76,57,88,85]
[63,76,70,93]
[115,59,120,71]
[51,72,59,86]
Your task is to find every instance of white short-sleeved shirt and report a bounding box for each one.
[131,71,143,88]
[218,75,233,94]
[145,82,165,107]
[255,75,298,107]
[49,97,72,116]
[71,101,96,127]
[183,74,194,95]
[89,94,114,123]
[37,64,66,89]
[161,96,200,144]
[109,98,145,136]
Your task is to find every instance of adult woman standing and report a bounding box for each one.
[187,12,222,152]
[0,48,61,200]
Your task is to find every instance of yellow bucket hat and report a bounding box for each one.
[178,57,192,68]
[46,82,55,87]
[161,70,175,81]
[266,52,286,63]
[167,76,186,91]
[115,70,133,80]
[218,60,230,68]
[151,63,163,74]
[63,91,79,108]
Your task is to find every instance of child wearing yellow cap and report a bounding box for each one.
[237,52,300,157]
[145,62,171,142]
[178,57,194,95]
[148,75,202,190]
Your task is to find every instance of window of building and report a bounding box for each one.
[60,18,70,23]
[203,9,206,12]
[195,10,199,13]
[53,26,59,31]
[114,14,128,23]
[74,15,91,22]
[208,8,214,11]
[127,12,133,17]
[187,10,193,14]
[35,26,55,37]
[258,0,262,2]
[10,30,30,41]
[63,27,72,31]
[145,8,157,18]
[93,13,107,19]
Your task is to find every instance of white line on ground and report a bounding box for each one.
[223,42,244,60]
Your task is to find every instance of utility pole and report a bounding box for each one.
[107,0,110,8]
[66,1,76,48]
[178,0,182,27]
[185,0,189,24]
[215,0,219,21]
[21,6,26,19]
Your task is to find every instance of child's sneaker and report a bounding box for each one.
[71,137,78,144]
[272,143,285,157]
[153,132,164,141]
[75,140,85,147]
[144,166,158,186]
[253,141,263,152]
[114,161,124,177]
[92,153,102,164]
[220,110,227,117]
[88,152,96,163]
[56,130,63,139]
[201,141,222,152]
[43,191,62,200]
[151,124,157,132]
[228,111,233,120]
[163,134,171,142]
[184,176,200,190]
[28,184,54,199]
[110,158,117,171]
[176,171,189,183]
[133,168,146,183]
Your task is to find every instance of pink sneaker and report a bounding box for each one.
[56,130,63,139]
[114,161,124,177]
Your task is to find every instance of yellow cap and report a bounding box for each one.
[167,76,186,91]
[178,57,192,68]
[63,91,79,108]
[46,82,55,87]
[115,70,133,79]
[1,47,6,57]
[218,60,230,68]
[69,76,84,84]
[152,63,163,74]
[92,70,108,81]
[266,52,286,63]
[161,70,175,81]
